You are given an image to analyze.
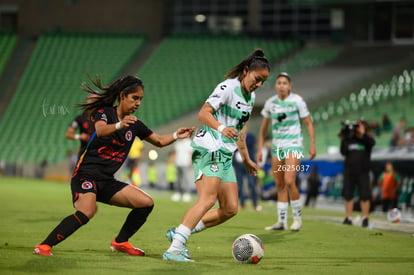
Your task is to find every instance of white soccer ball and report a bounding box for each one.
[232,234,264,264]
[387,208,401,223]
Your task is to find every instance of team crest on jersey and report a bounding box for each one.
[81,181,93,190]
[125,130,132,141]
[210,163,219,172]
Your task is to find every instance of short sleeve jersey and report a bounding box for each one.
[73,107,153,178]
[192,78,255,156]
[261,93,309,149]
[70,113,95,152]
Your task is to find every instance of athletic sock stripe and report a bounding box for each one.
[175,232,188,241]
[73,213,83,225]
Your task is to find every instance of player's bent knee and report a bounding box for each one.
[80,208,97,219]
[222,205,238,219]
[141,196,154,207]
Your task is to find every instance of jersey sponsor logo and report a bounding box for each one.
[81,181,93,190]
[112,139,125,146]
[220,84,227,90]
[271,105,296,113]
[209,93,221,99]
[97,146,126,162]
[235,101,251,110]
[125,130,132,141]
[210,163,219,172]
[348,143,365,151]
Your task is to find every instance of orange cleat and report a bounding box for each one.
[110,239,145,256]
[33,244,53,256]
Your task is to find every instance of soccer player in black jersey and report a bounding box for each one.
[34,75,194,256]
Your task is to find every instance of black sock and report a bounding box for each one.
[115,205,154,243]
[41,211,89,247]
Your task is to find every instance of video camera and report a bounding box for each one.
[339,120,359,139]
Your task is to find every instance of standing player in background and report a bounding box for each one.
[257,72,316,231]
[163,49,270,262]
[172,137,193,202]
[34,75,194,256]
[66,94,99,157]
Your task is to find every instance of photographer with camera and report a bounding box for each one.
[340,119,375,228]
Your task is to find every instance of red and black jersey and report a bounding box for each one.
[73,106,153,179]
[70,113,95,153]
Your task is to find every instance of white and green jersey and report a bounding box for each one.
[192,78,255,156]
[261,93,309,150]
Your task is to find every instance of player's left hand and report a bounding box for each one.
[176,127,196,139]
[243,159,258,176]
[308,144,316,160]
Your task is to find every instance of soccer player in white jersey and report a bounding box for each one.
[257,72,316,231]
[163,49,270,262]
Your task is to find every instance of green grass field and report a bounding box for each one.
[1,176,413,275]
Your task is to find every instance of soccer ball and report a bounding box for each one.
[387,208,401,223]
[232,234,264,264]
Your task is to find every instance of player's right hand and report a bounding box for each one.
[221,127,239,139]
[121,115,137,128]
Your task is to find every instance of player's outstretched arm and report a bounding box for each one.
[145,127,195,147]
[95,115,138,137]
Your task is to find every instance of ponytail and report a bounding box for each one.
[224,49,270,79]
[79,75,144,114]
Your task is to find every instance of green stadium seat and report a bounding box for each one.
[0,32,146,164]
[136,34,299,128]
[308,70,413,154]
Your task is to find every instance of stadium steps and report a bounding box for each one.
[0,32,17,78]
[118,38,162,76]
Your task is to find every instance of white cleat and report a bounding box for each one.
[265,221,287,231]
[290,220,302,231]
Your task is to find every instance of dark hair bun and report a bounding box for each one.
[253,48,265,58]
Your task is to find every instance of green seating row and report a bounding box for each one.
[136,34,300,127]
[0,32,146,164]
[304,70,414,154]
